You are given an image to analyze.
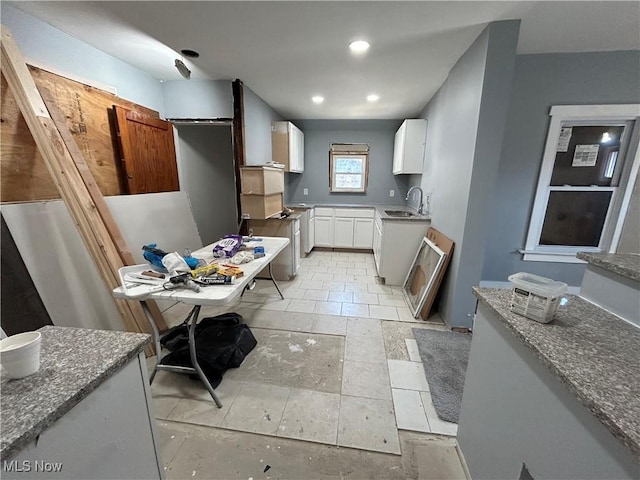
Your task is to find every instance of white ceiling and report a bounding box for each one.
[11,1,640,119]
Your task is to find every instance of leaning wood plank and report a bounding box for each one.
[41,87,168,331]
[0,27,151,336]
[232,79,246,225]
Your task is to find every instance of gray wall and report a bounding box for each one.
[175,125,237,244]
[163,80,233,119]
[457,305,638,479]
[2,4,165,114]
[482,50,640,286]
[285,120,411,205]
[244,85,284,165]
[417,21,520,328]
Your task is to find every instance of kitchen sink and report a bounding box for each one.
[384,210,416,217]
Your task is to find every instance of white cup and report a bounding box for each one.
[0,331,42,379]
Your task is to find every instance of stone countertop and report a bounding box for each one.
[472,287,640,456]
[286,203,430,222]
[252,212,302,222]
[576,252,640,282]
[0,326,151,460]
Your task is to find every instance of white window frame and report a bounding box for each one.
[329,143,369,193]
[522,104,640,263]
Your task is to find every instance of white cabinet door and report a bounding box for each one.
[354,218,374,248]
[295,126,304,172]
[272,121,304,173]
[393,119,427,174]
[293,223,301,274]
[392,122,406,174]
[308,216,315,251]
[315,216,333,246]
[373,220,382,273]
[289,124,304,173]
[334,217,355,247]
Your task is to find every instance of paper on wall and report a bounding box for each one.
[557,127,572,152]
[572,144,599,167]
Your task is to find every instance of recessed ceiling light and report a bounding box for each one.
[174,59,191,79]
[312,96,325,104]
[349,40,370,54]
[367,94,379,102]
[181,49,200,58]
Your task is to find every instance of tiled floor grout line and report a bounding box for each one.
[218,380,243,426]
[155,250,452,455]
[274,386,294,440]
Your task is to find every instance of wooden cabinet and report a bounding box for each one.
[240,166,284,195]
[392,119,427,175]
[239,166,284,219]
[249,218,300,280]
[374,210,430,285]
[272,121,304,173]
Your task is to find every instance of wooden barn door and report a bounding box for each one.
[114,106,179,194]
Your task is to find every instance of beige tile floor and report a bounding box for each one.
[152,250,466,478]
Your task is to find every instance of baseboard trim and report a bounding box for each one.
[455,442,472,480]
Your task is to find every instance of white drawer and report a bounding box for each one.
[334,208,375,218]
[315,207,334,217]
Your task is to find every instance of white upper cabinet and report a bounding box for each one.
[392,119,427,175]
[272,121,304,173]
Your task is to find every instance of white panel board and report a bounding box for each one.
[2,191,203,330]
[105,191,202,263]
[2,201,124,331]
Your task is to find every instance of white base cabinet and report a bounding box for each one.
[249,217,300,280]
[308,212,315,253]
[5,354,163,480]
[354,218,374,248]
[374,211,430,285]
[314,214,333,247]
[334,217,354,247]
[299,209,315,255]
[314,208,375,249]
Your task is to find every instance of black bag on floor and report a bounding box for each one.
[159,312,257,388]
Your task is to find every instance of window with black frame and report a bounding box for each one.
[523,105,639,263]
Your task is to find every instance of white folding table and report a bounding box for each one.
[113,236,289,407]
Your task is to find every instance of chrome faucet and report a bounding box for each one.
[406,186,424,214]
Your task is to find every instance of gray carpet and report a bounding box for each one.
[412,328,472,424]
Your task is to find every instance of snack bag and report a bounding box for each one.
[212,235,243,258]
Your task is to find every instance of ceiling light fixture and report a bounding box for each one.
[349,40,370,54]
[312,96,325,104]
[180,49,200,58]
[367,94,379,102]
[174,59,191,79]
